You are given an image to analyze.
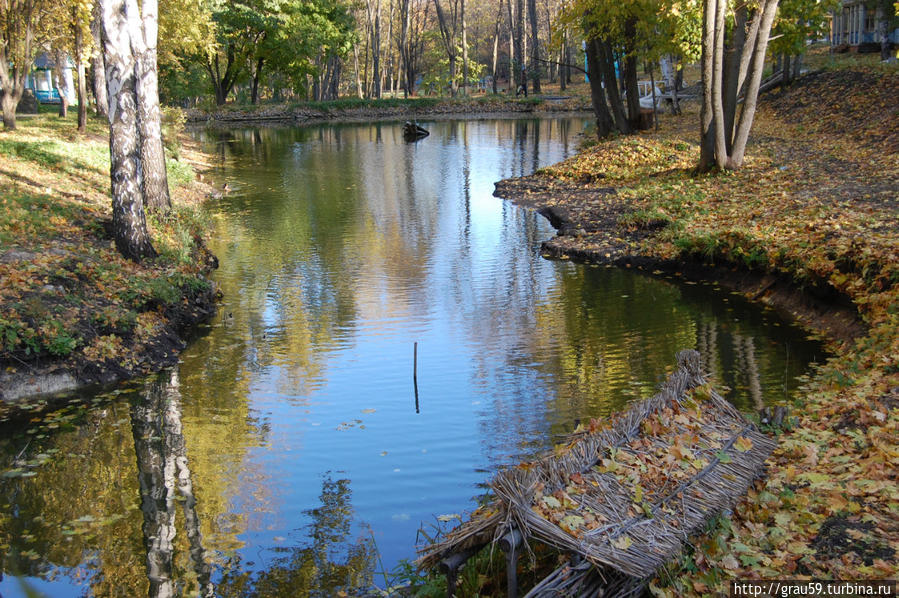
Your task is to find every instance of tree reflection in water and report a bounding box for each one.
[216,475,377,598]
[132,369,215,598]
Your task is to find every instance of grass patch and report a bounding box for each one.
[0,110,214,374]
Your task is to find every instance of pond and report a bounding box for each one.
[0,117,825,597]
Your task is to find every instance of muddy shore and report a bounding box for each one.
[185,96,592,126]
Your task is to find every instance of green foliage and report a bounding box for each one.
[0,140,63,167]
[0,317,39,355]
[160,107,187,158]
[146,278,181,306]
[771,0,840,57]
[159,61,211,106]
[44,321,79,357]
[152,205,208,266]
[165,157,195,188]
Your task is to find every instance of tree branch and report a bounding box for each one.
[534,55,586,75]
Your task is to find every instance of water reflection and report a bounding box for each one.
[132,370,214,597]
[0,118,824,595]
[216,475,376,597]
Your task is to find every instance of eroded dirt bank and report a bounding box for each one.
[494,174,866,344]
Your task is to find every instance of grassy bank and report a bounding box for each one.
[484,65,897,592]
[0,112,218,413]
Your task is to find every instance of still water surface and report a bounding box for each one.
[0,118,824,596]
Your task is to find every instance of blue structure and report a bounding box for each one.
[23,53,76,105]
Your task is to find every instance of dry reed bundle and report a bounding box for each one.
[417,350,776,596]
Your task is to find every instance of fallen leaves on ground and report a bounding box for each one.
[0,114,218,415]
[498,65,899,590]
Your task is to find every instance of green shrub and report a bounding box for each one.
[42,321,79,356]
[161,106,186,160]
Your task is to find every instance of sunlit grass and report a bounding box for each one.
[0,110,211,366]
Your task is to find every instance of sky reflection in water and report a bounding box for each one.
[0,118,824,597]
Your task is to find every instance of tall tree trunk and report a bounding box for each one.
[491,1,501,94]
[330,56,341,99]
[0,0,39,130]
[206,49,239,106]
[728,0,778,168]
[583,37,614,138]
[449,55,458,96]
[700,0,778,171]
[516,0,526,92]
[90,0,109,118]
[508,5,515,89]
[130,0,171,213]
[75,15,88,132]
[527,0,540,93]
[461,0,468,96]
[386,0,395,95]
[251,56,264,104]
[353,45,364,98]
[101,0,157,261]
[54,50,70,118]
[699,0,717,171]
[598,39,630,134]
[782,53,792,88]
[559,30,567,91]
[722,4,747,151]
[711,0,728,169]
[0,93,18,129]
[399,0,411,97]
[373,0,382,98]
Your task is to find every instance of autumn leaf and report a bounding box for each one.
[612,535,632,550]
[733,436,753,453]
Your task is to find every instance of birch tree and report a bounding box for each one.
[130,0,170,212]
[100,0,157,261]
